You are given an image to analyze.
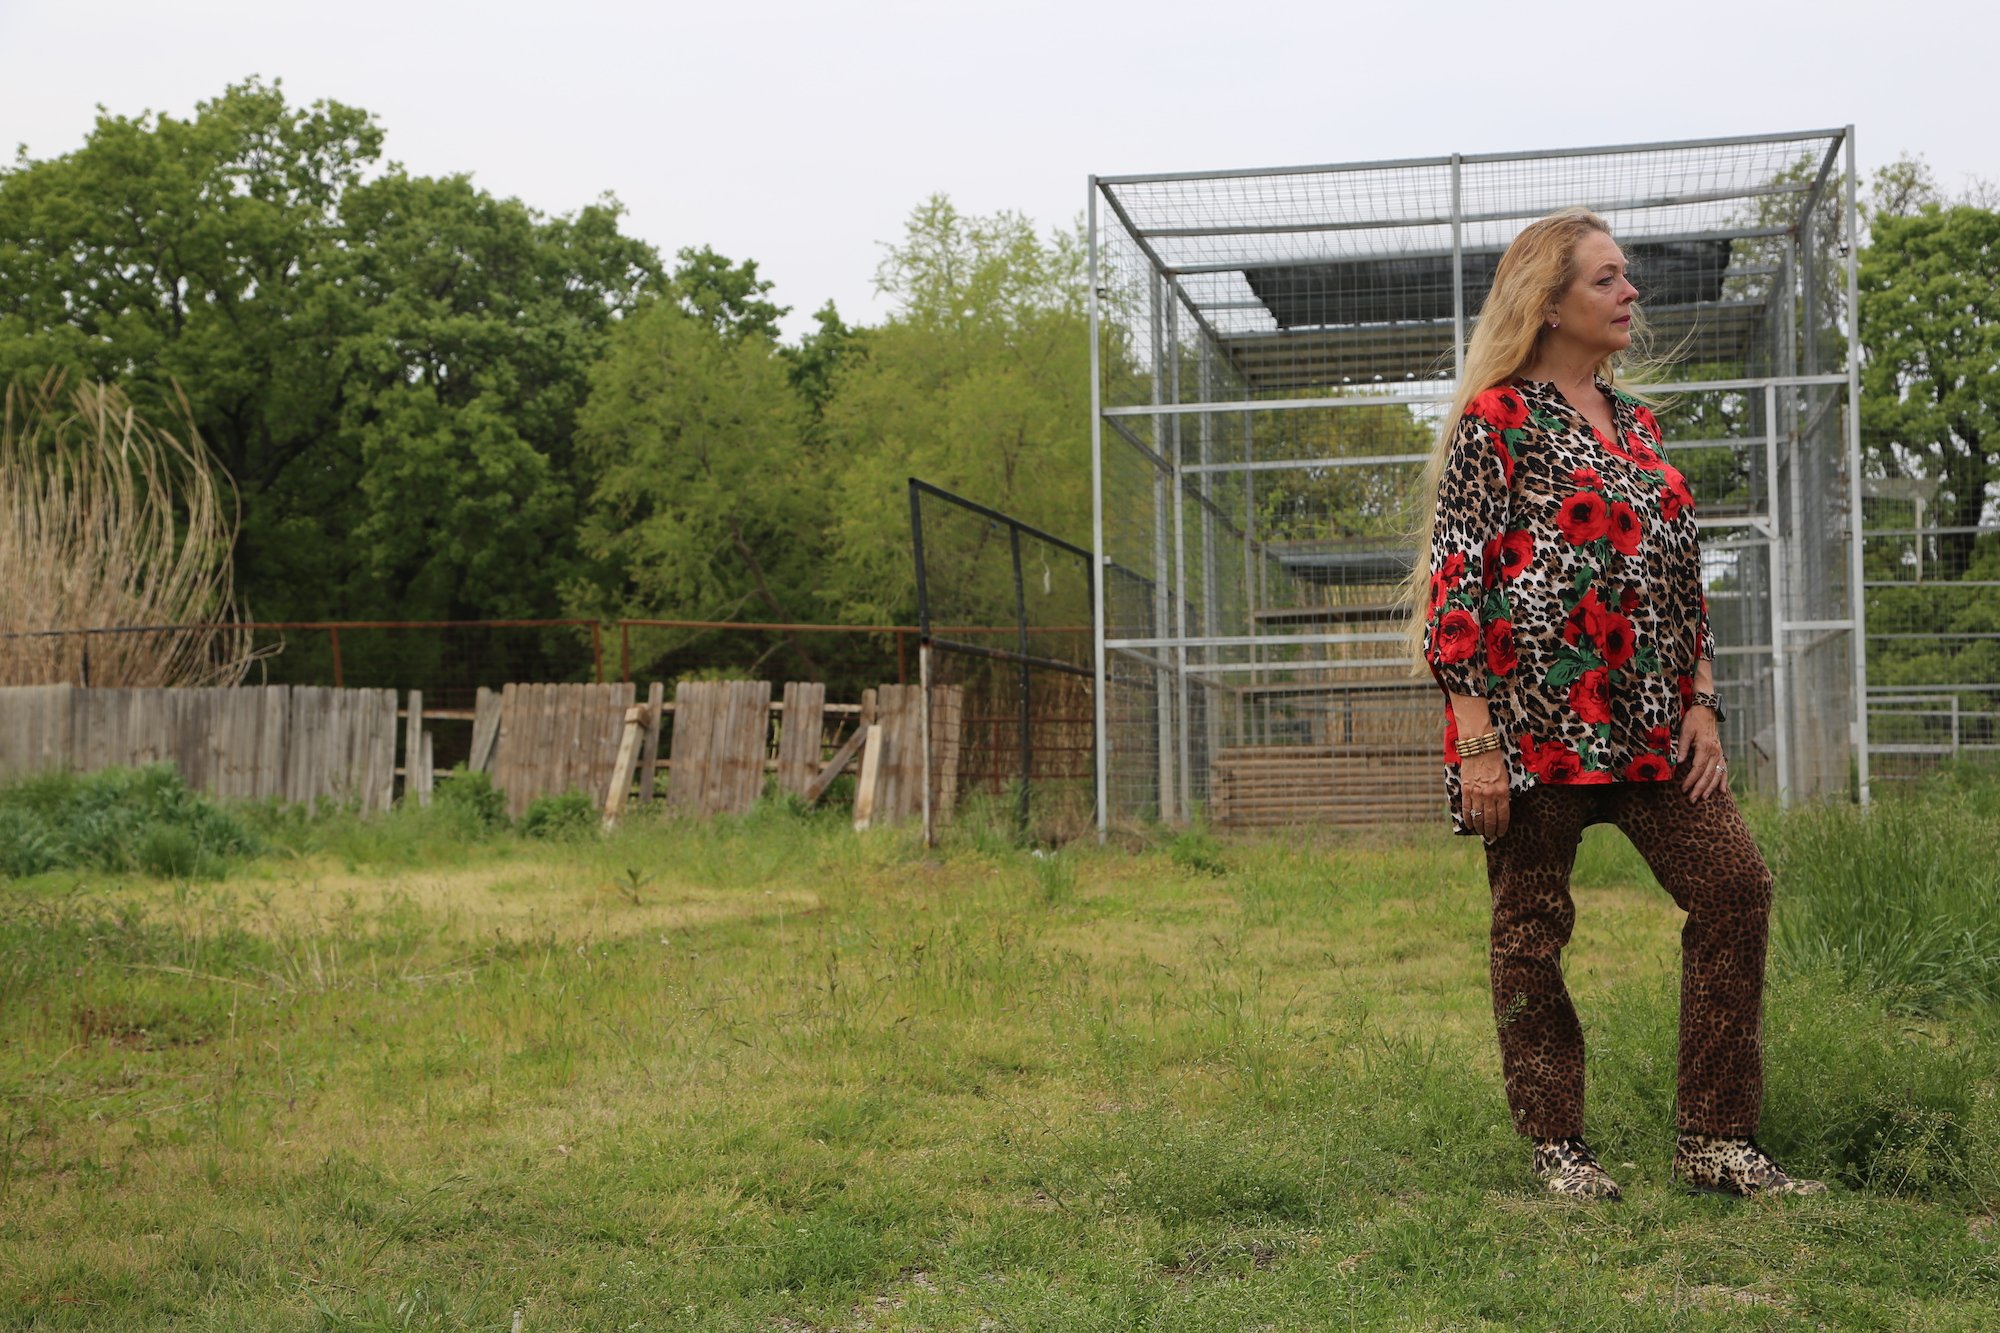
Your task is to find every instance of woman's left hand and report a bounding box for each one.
[1676,706,1728,803]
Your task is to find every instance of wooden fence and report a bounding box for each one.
[0,684,399,813]
[0,679,968,828]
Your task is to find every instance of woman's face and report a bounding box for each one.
[1550,230,1639,358]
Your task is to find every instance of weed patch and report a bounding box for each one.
[0,766,258,879]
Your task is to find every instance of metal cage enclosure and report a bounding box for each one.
[1087,129,1866,832]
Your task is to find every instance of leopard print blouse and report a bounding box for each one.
[1422,376,1714,835]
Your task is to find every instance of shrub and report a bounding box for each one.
[136,824,203,879]
[0,765,258,879]
[0,805,58,878]
[432,767,508,834]
[519,791,596,841]
[1166,823,1229,877]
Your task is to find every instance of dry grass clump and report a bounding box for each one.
[0,372,256,686]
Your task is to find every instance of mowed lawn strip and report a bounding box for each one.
[2,811,1995,1330]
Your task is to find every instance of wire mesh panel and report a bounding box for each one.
[1091,130,1865,833]
[1861,474,2000,783]
[910,480,1096,842]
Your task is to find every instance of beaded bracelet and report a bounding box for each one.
[1457,729,1503,758]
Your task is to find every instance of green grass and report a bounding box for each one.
[1765,769,2000,1012]
[1,789,1997,1329]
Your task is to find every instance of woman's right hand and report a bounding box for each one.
[1461,749,1511,841]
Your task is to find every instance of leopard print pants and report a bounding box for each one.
[1483,775,1772,1139]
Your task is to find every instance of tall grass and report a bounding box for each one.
[1767,784,2000,1012]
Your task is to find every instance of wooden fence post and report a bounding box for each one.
[602,703,650,830]
[404,690,428,806]
[852,724,885,832]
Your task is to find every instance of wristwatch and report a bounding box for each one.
[1689,690,1726,723]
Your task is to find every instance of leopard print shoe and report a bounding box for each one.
[1674,1134,1828,1198]
[1532,1136,1623,1201]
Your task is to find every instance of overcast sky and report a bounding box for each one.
[2,0,1989,340]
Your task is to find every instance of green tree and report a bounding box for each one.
[0,79,663,632]
[1859,204,2000,575]
[571,298,827,676]
[820,197,1092,624]
[782,300,863,422]
[669,245,788,342]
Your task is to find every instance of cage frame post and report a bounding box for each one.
[1088,177,1110,840]
[1842,126,1872,807]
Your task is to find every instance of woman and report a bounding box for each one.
[1412,208,1823,1200]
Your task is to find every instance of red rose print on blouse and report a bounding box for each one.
[1556,492,1610,544]
[1608,430,1662,469]
[1434,607,1480,664]
[1486,619,1518,676]
[1634,405,1661,441]
[1520,733,1585,784]
[1661,467,1695,521]
[1474,385,1530,431]
[1564,588,1609,646]
[1608,501,1644,555]
[1624,754,1674,781]
[1597,610,1636,669]
[1568,668,1612,724]
[1645,723,1673,751]
[1677,674,1695,712]
[1492,530,1534,580]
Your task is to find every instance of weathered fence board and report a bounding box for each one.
[863,684,965,826]
[930,684,964,821]
[776,682,827,798]
[666,680,772,816]
[636,681,666,804]
[468,687,501,773]
[0,684,73,778]
[490,682,635,819]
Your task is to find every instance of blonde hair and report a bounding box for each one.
[1400,207,1651,666]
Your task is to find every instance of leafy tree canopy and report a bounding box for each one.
[570,297,830,678]
[820,196,1093,624]
[670,245,788,343]
[0,78,664,627]
[1859,202,2000,570]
